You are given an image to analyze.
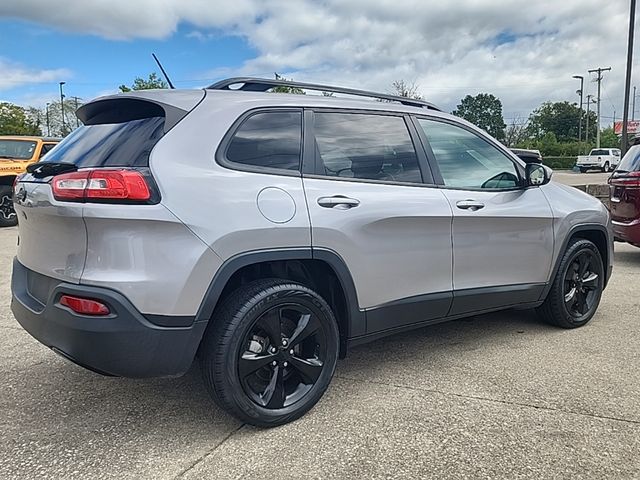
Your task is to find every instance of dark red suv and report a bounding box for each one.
[610,145,640,246]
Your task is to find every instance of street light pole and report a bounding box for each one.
[59,82,66,135]
[622,0,637,154]
[586,95,595,145]
[573,75,584,152]
[45,103,50,137]
[633,86,637,121]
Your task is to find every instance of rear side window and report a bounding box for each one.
[225,111,302,171]
[41,117,164,167]
[617,145,640,172]
[313,112,423,183]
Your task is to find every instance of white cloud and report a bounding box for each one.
[0,58,71,93]
[0,0,632,121]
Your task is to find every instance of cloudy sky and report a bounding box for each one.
[0,0,635,125]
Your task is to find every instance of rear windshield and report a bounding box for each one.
[590,149,610,156]
[0,140,37,160]
[616,145,640,172]
[41,117,164,167]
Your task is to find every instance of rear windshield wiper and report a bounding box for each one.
[26,162,78,179]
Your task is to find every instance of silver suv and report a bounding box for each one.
[11,78,613,427]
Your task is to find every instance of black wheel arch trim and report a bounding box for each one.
[193,247,365,352]
[539,223,612,301]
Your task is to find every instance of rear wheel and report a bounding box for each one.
[579,167,587,173]
[602,161,610,173]
[537,238,604,328]
[200,279,339,427]
[0,185,17,227]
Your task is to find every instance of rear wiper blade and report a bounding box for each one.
[26,162,77,179]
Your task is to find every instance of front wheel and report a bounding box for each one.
[0,185,17,227]
[579,167,587,173]
[537,238,604,328]
[200,279,339,427]
[602,161,610,173]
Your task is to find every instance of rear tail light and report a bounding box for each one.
[51,169,150,202]
[60,295,110,316]
[610,171,640,187]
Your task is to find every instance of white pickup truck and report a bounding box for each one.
[576,148,621,173]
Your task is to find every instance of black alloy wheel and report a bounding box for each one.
[200,279,339,427]
[563,250,601,319]
[239,303,328,409]
[538,238,604,328]
[0,185,18,227]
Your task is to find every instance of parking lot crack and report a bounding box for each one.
[173,423,245,479]
[336,375,640,426]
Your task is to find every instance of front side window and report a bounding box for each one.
[418,119,520,189]
[226,111,302,171]
[313,112,423,183]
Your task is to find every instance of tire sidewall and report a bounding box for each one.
[215,284,339,425]
[558,241,604,326]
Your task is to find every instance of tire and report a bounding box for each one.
[602,162,610,173]
[200,279,339,427]
[537,238,604,328]
[579,167,587,173]
[0,185,17,227]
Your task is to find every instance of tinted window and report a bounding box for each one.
[0,140,37,160]
[39,143,56,158]
[591,149,610,156]
[616,145,640,172]
[418,119,520,189]
[314,113,422,183]
[42,117,164,167]
[226,111,302,171]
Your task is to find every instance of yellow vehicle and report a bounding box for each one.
[0,136,61,227]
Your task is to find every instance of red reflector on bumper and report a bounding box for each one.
[60,295,110,316]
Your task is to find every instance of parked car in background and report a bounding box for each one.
[576,148,621,173]
[609,144,640,247]
[511,148,543,164]
[11,78,613,427]
[0,136,61,227]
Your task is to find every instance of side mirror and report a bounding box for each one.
[525,163,551,187]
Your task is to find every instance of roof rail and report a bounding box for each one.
[206,77,441,111]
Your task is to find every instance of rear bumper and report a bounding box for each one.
[612,219,640,245]
[10,258,206,378]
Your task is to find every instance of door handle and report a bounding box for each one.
[317,196,360,209]
[456,199,485,211]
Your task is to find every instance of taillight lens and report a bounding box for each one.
[610,171,640,187]
[60,295,110,316]
[51,169,151,202]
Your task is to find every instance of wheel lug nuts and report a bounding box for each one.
[269,347,276,354]
[282,339,288,346]
[271,361,277,366]
[289,349,294,355]
[283,361,288,367]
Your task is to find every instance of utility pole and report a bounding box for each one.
[45,103,50,137]
[622,0,637,154]
[59,82,66,135]
[633,86,637,121]
[588,66,612,148]
[573,75,584,152]
[586,95,595,145]
[71,96,81,127]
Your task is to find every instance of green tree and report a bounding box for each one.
[0,102,42,136]
[452,93,506,140]
[270,73,305,94]
[119,72,168,93]
[599,127,620,148]
[527,101,596,143]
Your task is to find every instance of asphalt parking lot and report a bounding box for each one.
[1,188,640,478]
[552,170,611,186]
